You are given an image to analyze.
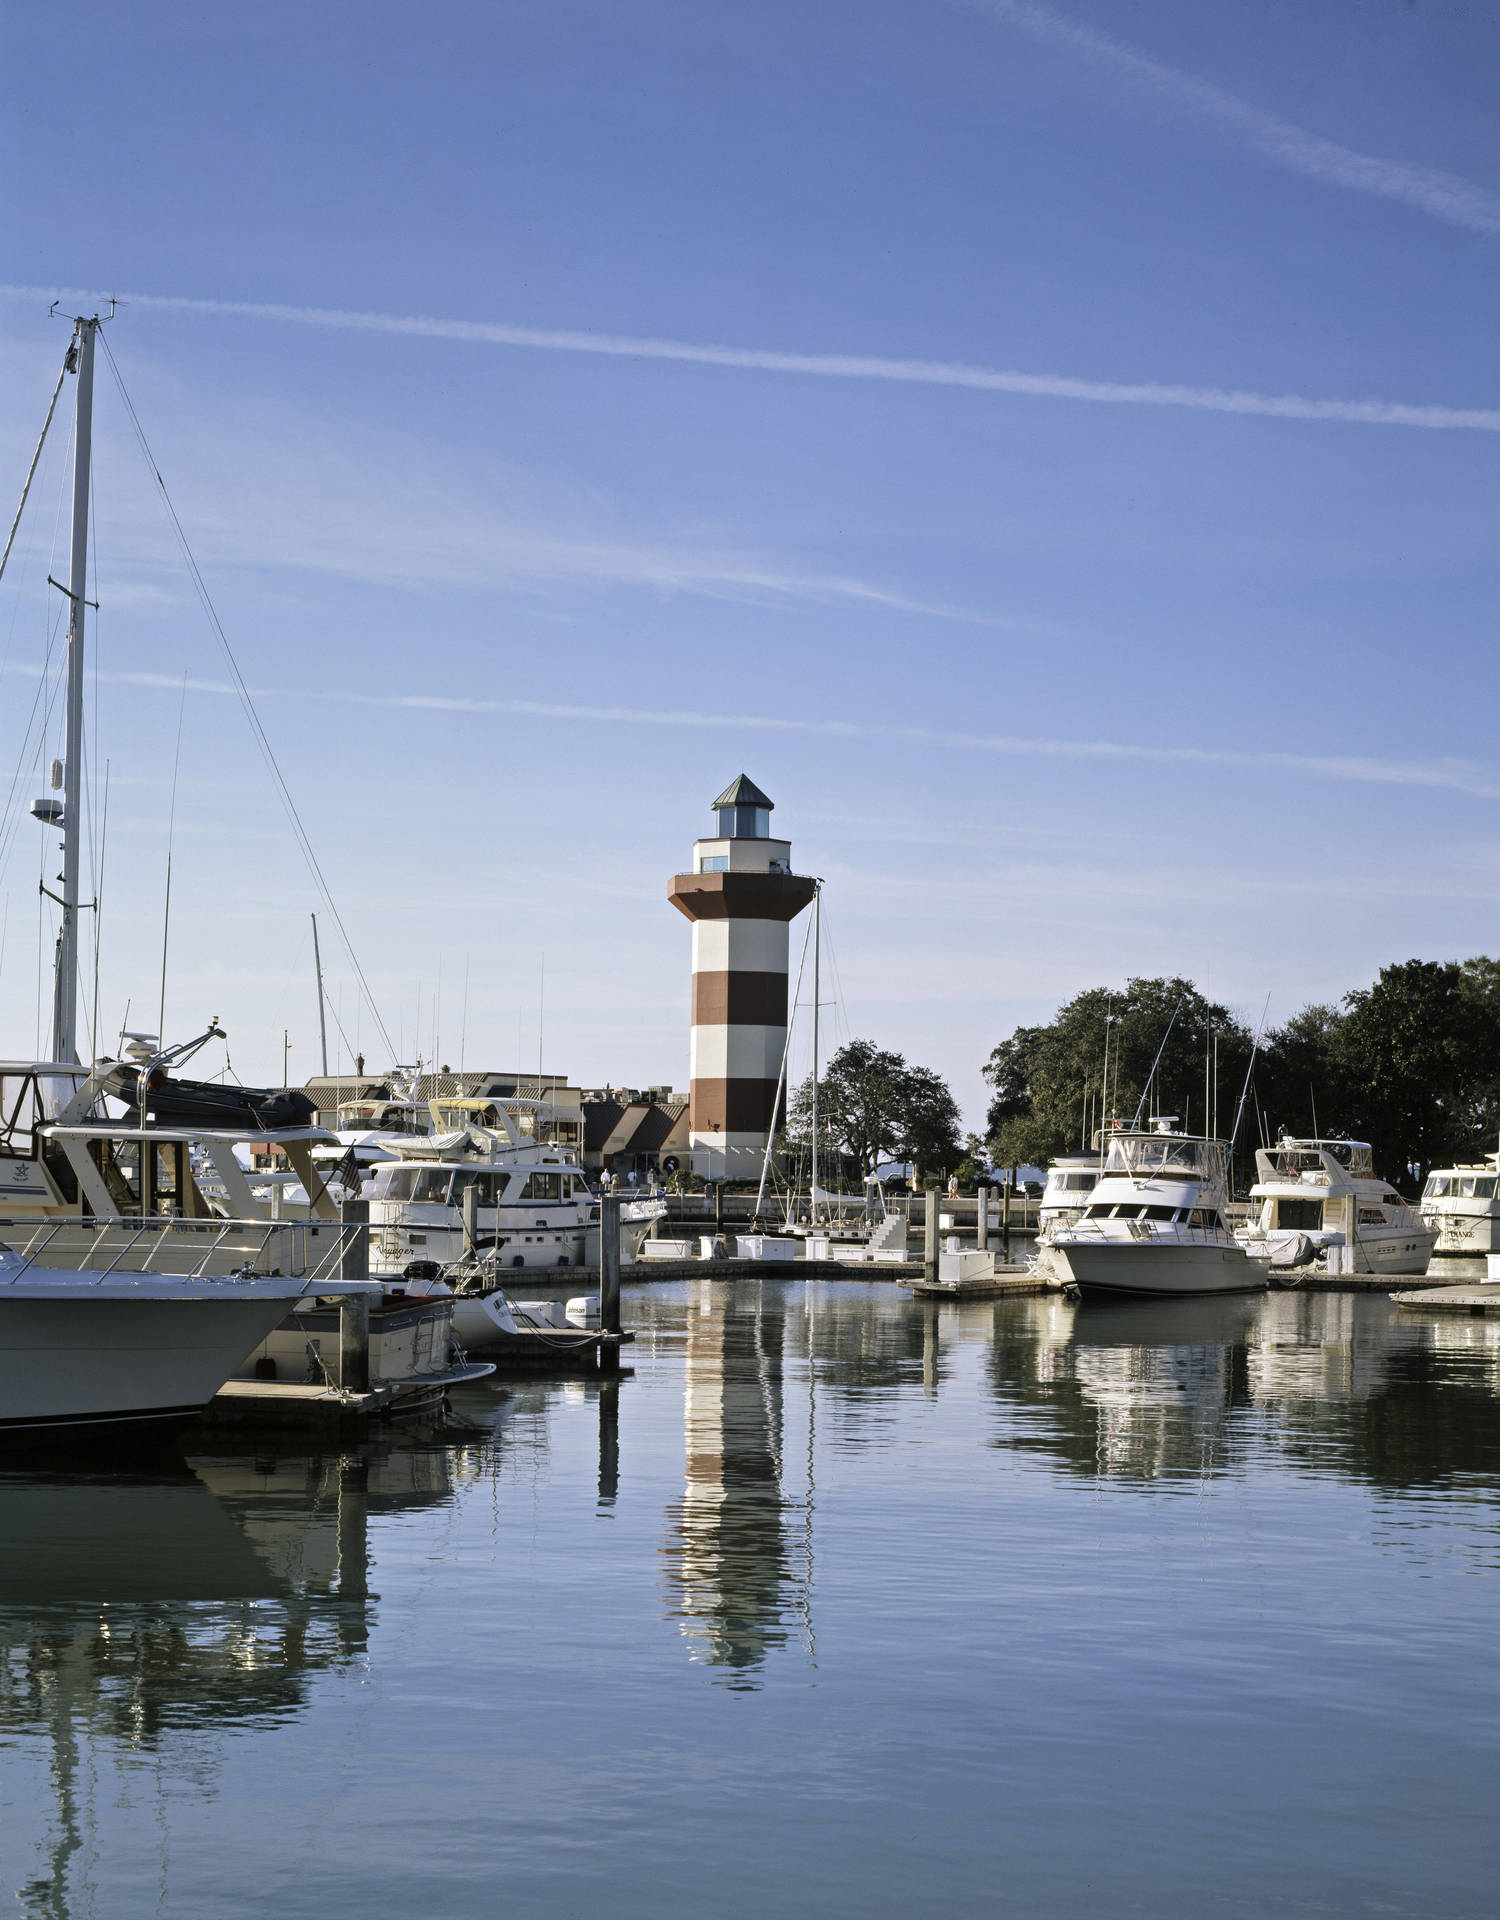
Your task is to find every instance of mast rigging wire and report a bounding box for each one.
[0,347,69,590]
[95,331,397,1063]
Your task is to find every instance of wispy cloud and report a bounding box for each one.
[971,0,1500,238]
[4,283,1498,433]
[6,661,1498,803]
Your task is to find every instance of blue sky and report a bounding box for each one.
[2,0,1499,1127]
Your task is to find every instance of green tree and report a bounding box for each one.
[788,1038,963,1181]
[982,977,1254,1172]
[1326,958,1500,1186]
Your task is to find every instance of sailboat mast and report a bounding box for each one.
[809,881,821,1222]
[52,316,97,1065]
[311,911,329,1075]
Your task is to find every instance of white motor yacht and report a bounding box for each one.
[0,1244,319,1441]
[1239,1138,1434,1275]
[0,1050,349,1280]
[1048,1119,1263,1298]
[366,1097,662,1278]
[1420,1154,1500,1256]
[1037,1153,1102,1241]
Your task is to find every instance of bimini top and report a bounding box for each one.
[711,774,773,811]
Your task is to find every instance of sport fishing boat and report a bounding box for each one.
[0,1240,322,1441]
[1420,1153,1500,1256]
[1048,1119,1263,1298]
[366,1096,663,1277]
[1238,1138,1434,1275]
[306,1073,434,1186]
[1037,1153,1102,1239]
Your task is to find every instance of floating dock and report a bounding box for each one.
[1391,1284,1500,1313]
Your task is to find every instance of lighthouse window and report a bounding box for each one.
[698,855,729,873]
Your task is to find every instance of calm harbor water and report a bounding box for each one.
[3,1276,1499,1918]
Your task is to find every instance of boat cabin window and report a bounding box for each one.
[1381,1191,1407,1207]
[1188,1208,1222,1229]
[451,1171,501,1205]
[381,1168,454,1203]
[1423,1175,1450,1198]
[1051,1172,1097,1193]
[1276,1198,1325,1232]
[0,1075,40,1158]
[1478,1177,1497,1200]
[520,1172,562,1201]
[1103,1137,1204,1175]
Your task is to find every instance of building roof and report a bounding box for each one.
[711,774,773,811]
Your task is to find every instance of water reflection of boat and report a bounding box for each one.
[663,1281,804,1684]
[0,1443,452,1911]
[1070,1294,1262,1350]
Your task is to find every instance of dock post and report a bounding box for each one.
[462,1182,478,1259]
[976,1184,989,1252]
[1003,1172,1013,1254]
[338,1198,370,1395]
[924,1187,939,1284]
[599,1192,622,1375]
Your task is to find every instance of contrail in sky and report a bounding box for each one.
[969,0,1500,238]
[7,662,1499,802]
[3,283,1498,432]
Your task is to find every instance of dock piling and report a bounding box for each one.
[338,1198,371,1395]
[976,1184,989,1252]
[462,1183,478,1259]
[924,1188,939,1285]
[599,1193,622,1375]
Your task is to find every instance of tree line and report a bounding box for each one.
[786,957,1500,1193]
[984,961,1500,1191]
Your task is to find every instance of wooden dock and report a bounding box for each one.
[1391,1284,1500,1313]
[907,1266,1050,1299]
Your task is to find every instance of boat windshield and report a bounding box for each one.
[1102,1136,1206,1175]
[339,1102,423,1133]
[379,1168,455,1204]
[1424,1173,1497,1200]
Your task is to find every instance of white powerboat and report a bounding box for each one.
[1420,1153,1500,1256]
[1037,1152,1102,1240]
[367,1096,662,1278]
[1239,1138,1434,1275]
[1048,1119,1264,1298]
[0,1246,316,1442]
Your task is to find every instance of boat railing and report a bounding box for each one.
[0,1212,342,1279]
[1055,1218,1236,1247]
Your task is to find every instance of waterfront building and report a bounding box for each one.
[667,776,816,1181]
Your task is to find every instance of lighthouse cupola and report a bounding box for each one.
[714,773,773,841]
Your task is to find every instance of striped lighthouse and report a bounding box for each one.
[668,776,816,1180]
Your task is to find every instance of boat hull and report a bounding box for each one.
[1424,1211,1500,1256]
[1049,1240,1265,1298]
[0,1291,300,1440]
